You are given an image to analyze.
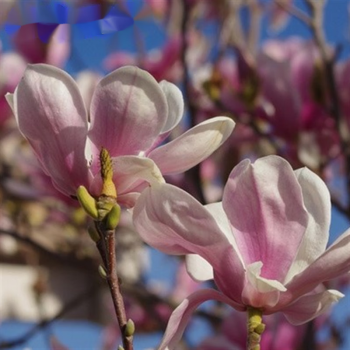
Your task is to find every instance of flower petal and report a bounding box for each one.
[285,167,331,283]
[159,80,183,134]
[222,156,309,282]
[12,64,90,195]
[241,261,286,309]
[186,254,214,282]
[283,229,350,304]
[185,202,243,282]
[158,289,245,350]
[133,183,245,300]
[88,66,168,160]
[148,117,235,174]
[281,289,344,325]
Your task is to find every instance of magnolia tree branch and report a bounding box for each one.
[274,0,312,25]
[305,0,350,217]
[94,223,133,350]
[180,0,206,204]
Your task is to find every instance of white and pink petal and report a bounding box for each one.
[148,117,235,175]
[88,66,168,161]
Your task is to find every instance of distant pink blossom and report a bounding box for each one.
[7,64,234,207]
[133,155,350,349]
[198,311,306,350]
[12,24,70,67]
[336,58,350,128]
[0,50,26,127]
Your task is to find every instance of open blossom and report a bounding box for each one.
[7,64,234,207]
[133,155,350,349]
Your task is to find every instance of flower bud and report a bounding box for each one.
[105,204,121,230]
[76,186,98,220]
[124,319,135,337]
[88,225,100,242]
[98,265,107,279]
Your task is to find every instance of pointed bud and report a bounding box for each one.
[124,319,135,337]
[98,265,108,279]
[88,225,100,242]
[105,204,121,230]
[76,186,98,220]
[100,147,117,198]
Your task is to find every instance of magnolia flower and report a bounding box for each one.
[133,155,350,349]
[7,64,234,207]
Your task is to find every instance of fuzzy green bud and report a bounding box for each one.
[105,204,121,230]
[98,265,107,279]
[76,186,98,220]
[88,225,100,242]
[124,319,135,337]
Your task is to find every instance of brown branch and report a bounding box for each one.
[0,284,99,349]
[180,0,206,204]
[274,0,312,26]
[305,0,350,218]
[95,223,133,350]
[0,229,94,269]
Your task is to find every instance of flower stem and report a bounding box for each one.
[95,223,134,350]
[247,307,265,350]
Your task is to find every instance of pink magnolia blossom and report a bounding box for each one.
[7,64,234,207]
[12,23,70,67]
[133,155,350,349]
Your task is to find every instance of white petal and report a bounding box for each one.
[285,167,331,282]
[149,117,235,174]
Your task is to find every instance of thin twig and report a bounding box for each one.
[0,284,99,349]
[95,223,133,350]
[274,0,312,26]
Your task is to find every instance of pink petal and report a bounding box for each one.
[12,64,90,196]
[133,183,229,260]
[158,289,244,350]
[241,262,286,309]
[222,156,309,282]
[283,229,350,305]
[148,117,235,175]
[186,202,242,283]
[281,289,344,325]
[285,167,331,282]
[133,183,245,301]
[88,66,168,161]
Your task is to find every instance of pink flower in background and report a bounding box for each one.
[104,36,182,83]
[12,23,70,67]
[197,311,306,350]
[0,49,26,127]
[133,155,350,349]
[7,64,234,207]
[336,58,350,128]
